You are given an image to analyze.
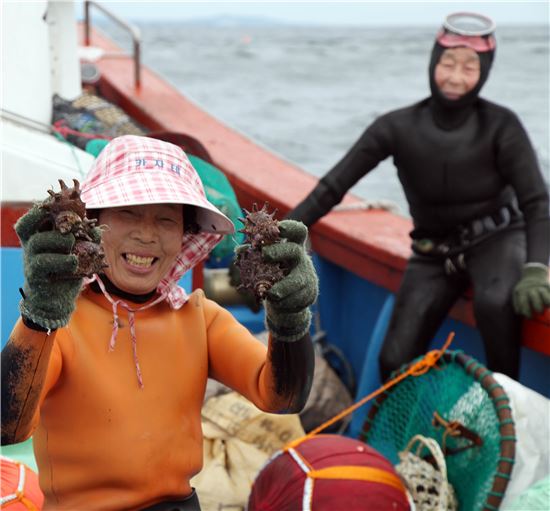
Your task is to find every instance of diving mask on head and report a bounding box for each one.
[437,12,496,53]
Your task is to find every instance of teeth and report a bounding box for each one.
[125,254,155,267]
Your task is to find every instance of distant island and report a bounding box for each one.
[143,15,288,27]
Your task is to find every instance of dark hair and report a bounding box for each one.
[87,209,100,222]
[183,205,201,234]
[87,205,201,234]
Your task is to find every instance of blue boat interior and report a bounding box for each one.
[1,234,549,472]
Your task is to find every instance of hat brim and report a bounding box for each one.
[81,171,235,235]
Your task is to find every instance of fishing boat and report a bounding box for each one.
[1,0,549,489]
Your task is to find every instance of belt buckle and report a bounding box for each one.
[444,253,466,275]
[483,216,497,231]
[470,219,484,238]
[414,238,435,254]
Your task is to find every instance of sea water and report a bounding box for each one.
[112,23,549,216]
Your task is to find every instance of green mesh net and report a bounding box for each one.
[360,351,515,511]
[188,155,244,262]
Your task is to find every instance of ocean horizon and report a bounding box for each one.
[103,21,549,216]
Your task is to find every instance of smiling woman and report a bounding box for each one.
[1,135,319,510]
[99,204,185,295]
[434,48,480,100]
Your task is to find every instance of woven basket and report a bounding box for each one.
[396,434,458,511]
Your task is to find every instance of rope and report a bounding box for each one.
[432,410,484,454]
[279,337,455,509]
[50,120,114,178]
[493,394,509,403]
[286,332,456,447]
[333,198,400,214]
[51,129,87,178]
[92,275,167,388]
[52,119,112,141]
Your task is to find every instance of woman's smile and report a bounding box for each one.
[99,204,184,294]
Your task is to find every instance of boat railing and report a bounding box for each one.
[1,108,52,134]
[83,0,141,89]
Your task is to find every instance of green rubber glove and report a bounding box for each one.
[262,220,319,342]
[512,264,550,318]
[15,205,86,330]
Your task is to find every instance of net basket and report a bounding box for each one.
[360,350,515,511]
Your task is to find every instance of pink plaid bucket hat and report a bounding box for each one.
[81,135,234,233]
[81,135,235,310]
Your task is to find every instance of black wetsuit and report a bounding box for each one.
[288,93,549,380]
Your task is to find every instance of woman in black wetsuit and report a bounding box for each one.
[287,12,550,381]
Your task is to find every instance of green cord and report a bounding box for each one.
[52,131,86,177]
[451,350,464,362]
[500,435,517,442]
[495,471,511,480]
[464,358,476,369]
[478,369,492,380]
[493,394,508,402]
[468,361,482,375]
[496,404,512,411]
[499,456,515,464]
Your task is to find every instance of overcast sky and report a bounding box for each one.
[75,1,550,26]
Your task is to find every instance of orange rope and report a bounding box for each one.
[286,331,455,449]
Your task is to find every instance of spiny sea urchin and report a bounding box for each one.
[235,203,287,300]
[41,179,107,278]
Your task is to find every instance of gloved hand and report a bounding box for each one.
[262,220,319,342]
[15,205,90,330]
[512,263,550,318]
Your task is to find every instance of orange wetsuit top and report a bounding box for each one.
[16,287,285,510]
